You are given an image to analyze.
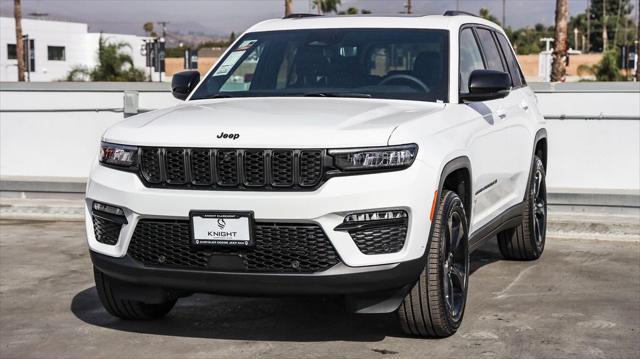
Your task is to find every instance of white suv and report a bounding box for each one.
[86,12,548,337]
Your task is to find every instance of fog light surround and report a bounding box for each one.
[335,209,408,231]
[92,201,127,224]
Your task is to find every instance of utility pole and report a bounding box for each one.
[636,0,640,81]
[407,0,413,14]
[502,0,506,26]
[603,0,608,51]
[551,0,569,82]
[587,4,591,52]
[13,0,25,81]
[456,0,460,11]
[157,21,169,38]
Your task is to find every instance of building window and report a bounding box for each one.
[48,46,66,61]
[7,44,16,59]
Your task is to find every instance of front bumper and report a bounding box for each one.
[85,158,437,268]
[90,250,425,296]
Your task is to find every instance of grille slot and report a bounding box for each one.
[92,215,122,245]
[243,150,266,186]
[140,148,162,183]
[136,147,326,191]
[127,219,340,273]
[349,221,408,255]
[299,150,323,186]
[165,149,187,184]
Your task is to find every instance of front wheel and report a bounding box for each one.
[398,190,469,337]
[94,267,176,320]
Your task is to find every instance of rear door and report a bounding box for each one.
[494,31,538,201]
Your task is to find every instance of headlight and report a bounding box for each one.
[329,144,418,171]
[99,142,138,168]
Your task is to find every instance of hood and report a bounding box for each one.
[103,97,445,148]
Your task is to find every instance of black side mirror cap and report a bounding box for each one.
[460,69,512,102]
[171,70,200,100]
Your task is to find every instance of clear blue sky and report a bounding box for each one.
[0,0,630,37]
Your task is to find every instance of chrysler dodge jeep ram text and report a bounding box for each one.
[87,11,548,337]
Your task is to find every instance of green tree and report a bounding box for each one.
[313,0,341,14]
[577,50,622,80]
[337,7,359,15]
[65,34,147,81]
[587,0,634,52]
[143,21,157,37]
[479,8,501,26]
[229,32,237,43]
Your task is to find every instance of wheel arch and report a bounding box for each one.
[524,128,548,202]
[533,129,548,170]
[436,156,473,223]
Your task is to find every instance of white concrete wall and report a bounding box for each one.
[0,82,639,193]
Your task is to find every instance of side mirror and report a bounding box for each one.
[460,70,512,102]
[171,70,200,100]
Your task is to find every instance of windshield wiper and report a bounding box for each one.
[303,92,372,98]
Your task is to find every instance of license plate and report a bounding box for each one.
[190,211,255,247]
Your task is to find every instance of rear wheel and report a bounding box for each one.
[398,190,469,337]
[497,156,547,260]
[94,267,176,320]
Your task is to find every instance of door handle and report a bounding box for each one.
[496,109,507,119]
[520,101,529,111]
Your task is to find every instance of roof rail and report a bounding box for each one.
[443,10,478,17]
[283,13,323,19]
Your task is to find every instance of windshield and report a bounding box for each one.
[190,28,449,103]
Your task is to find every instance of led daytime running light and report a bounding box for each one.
[344,210,407,223]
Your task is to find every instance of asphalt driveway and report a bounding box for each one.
[0,219,638,358]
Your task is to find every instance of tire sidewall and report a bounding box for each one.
[527,157,547,256]
[434,191,470,330]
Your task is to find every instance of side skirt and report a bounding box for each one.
[468,202,525,252]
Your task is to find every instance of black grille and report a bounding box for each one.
[92,216,122,245]
[127,219,340,273]
[350,221,408,255]
[138,148,325,191]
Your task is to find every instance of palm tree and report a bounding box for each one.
[13,0,25,81]
[313,0,341,14]
[284,0,293,17]
[551,0,568,82]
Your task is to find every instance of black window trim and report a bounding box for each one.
[493,31,527,88]
[473,25,508,74]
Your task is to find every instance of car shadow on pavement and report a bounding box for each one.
[70,239,504,342]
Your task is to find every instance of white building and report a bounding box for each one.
[0,17,151,82]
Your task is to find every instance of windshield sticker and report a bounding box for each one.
[213,50,245,76]
[236,40,257,51]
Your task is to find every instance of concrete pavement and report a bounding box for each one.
[0,219,639,359]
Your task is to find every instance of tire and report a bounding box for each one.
[94,267,176,320]
[398,190,469,338]
[497,155,547,260]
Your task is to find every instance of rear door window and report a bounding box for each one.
[475,28,506,72]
